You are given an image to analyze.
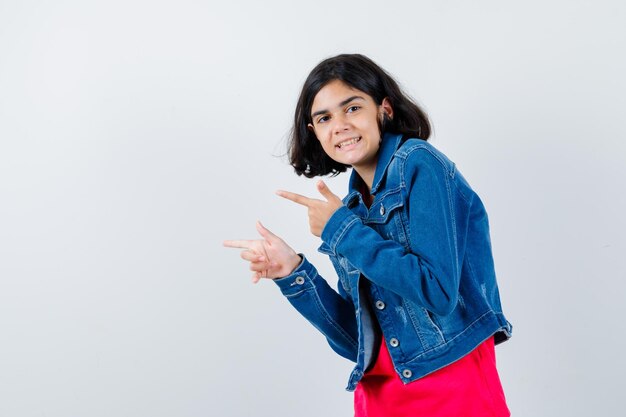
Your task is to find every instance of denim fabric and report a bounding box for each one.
[274,132,512,391]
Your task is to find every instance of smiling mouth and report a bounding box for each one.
[336,137,361,149]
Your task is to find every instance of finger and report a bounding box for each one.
[224,239,258,249]
[256,221,278,242]
[240,250,265,262]
[276,190,314,207]
[252,268,269,284]
[249,260,272,272]
[317,180,340,202]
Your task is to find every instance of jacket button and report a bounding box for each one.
[379,204,385,216]
[402,369,412,378]
[389,338,399,347]
[375,300,385,310]
[295,276,305,285]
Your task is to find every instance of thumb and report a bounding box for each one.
[256,220,277,241]
[317,180,340,202]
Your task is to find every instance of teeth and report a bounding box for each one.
[337,137,360,148]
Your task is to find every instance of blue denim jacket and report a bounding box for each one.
[274,132,512,391]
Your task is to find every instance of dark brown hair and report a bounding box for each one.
[289,54,431,177]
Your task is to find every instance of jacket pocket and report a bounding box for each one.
[367,187,403,225]
[404,300,445,351]
[366,188,410,246]
[330,254,359,297]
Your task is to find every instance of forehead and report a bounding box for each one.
[311,80,374,113]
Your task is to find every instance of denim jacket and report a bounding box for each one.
[274,132,512,391]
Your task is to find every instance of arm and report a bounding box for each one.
[224,221,358,361]
[321,148,471,316]
[273,256,359,362]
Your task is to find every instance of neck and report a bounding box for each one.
[354,165,376,192]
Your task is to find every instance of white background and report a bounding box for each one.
[1,1,625,416]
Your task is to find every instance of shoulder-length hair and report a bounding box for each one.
[289,54,431,178]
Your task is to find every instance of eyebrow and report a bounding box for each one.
[311,95,365,119]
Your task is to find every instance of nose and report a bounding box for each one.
[332,113,350,135]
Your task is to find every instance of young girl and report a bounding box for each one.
[224,54,512,416]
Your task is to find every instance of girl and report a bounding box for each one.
[224,54,512,416]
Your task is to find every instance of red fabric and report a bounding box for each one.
[354,337,510,417]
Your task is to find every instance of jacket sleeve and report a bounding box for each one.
[273,255,359,362]
[320,148,471,316]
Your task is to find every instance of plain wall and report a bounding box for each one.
[1,1,625,416]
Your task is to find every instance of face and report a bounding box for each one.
[309,80,392,177]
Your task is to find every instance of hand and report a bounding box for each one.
[223,221,302,283]
[276,180,343,237]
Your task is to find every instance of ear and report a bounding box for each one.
[380,97,394,119]
[307,123,321,142]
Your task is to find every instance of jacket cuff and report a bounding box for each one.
[273,254,318,296]
[320,206,361,255]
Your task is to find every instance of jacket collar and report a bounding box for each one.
[345,132,403,204]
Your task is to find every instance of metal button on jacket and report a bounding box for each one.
[295,276,305,285]
[379,204,385,216]
[375,300,386,310]
[402,369,412,378]
[389,338,399,347]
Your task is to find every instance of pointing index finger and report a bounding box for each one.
[223,239,255,249]
[276,190,313,207]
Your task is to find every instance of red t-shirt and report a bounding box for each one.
[354,337,510,417]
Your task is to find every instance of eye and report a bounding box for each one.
[317,115,330,124]
[347,105,360,113]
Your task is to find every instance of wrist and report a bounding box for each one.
[285,253,303,276]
